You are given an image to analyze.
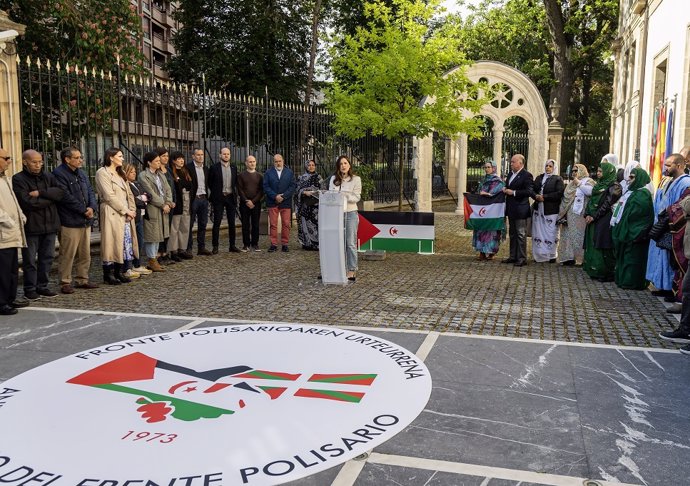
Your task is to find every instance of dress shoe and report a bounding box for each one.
[198,248,213,256]
[61,284,75,294]
[513,260,527,267]
[170,252,182,262]
[229,246,241,253]
[268,245,278,253]
[178,250,194,260]
[75,281,99,289]
[667,303,683,314]
[501,258,516,264]
[11,298,30,308]
[212,247,219,255]
[0,305,18,315]
[282,245,289,252]
[37,288,58,297]
[24,290,41,300]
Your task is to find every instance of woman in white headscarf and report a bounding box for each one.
[557,163,595,266]
[532,159,565,262]
[620,160,640,193]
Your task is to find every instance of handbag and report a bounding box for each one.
[649,209,669,242]
[656,232,673,251]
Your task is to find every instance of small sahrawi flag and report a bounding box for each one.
[463,192,506,231]
[358,212,434,253]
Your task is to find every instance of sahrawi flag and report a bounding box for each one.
[463,192,506,231]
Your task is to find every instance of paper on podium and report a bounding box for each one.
[318,190,347,284]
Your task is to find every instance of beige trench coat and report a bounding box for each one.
[0,174,27,249]
[95,167,138,263]
[138,169,173,244]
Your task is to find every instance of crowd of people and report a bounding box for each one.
[471,149,690,354]
[0,146,362,315]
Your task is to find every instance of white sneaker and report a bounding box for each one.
[124,269,140,279]
[134,266,152,275]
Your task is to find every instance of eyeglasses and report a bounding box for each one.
[70,155,83,160]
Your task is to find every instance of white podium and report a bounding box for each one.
[318,190,347,284]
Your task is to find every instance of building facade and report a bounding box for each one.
[611,0,690,165]
[132,0,179,81]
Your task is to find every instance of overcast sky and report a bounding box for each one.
[441,0,484,17]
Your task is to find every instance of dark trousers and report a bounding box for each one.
[188,196,209,251]
[0,248,19,306]
[681,268,690,331]
[240,204,261,247]
[133,218,144,267]
[508,217,527,262]
[22,233,57,292]
[158,212,174,254]
[212,194,237,249]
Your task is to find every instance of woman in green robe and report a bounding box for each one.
[583,161,622,281]
[611,167,654,289]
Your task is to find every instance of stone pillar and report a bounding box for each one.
[0,11,25,175]
[455,133,468,215]
[492,128,504,168]
[547,97,564,171]
[414,135,433,212]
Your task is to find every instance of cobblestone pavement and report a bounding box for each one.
[29,203,679,348]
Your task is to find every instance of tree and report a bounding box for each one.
[328,0,486,211]
[451,0,617,135]
[168,0,312,102]
[1,0,144,74]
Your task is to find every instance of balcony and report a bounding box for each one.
[152,32,165,51]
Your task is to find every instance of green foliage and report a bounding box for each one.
[355,162,376,200]
[449,0,617,136]
[327,0,486,141]
[2,0,145,75]
[168,0,312,102]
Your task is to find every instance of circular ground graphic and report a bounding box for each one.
[0,324,432,485]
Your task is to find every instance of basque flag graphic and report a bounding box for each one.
[463,192,506,231]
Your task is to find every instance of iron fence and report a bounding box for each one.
[561,134,610,180]
[17,56,415,204]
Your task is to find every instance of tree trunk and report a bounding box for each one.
[543,0,575,128]
[302,0,322,150]
[398,138,404,211]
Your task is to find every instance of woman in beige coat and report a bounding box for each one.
[95,147,138,285]
[137,151,173,272]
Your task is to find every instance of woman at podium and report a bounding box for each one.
[329,155,362,281]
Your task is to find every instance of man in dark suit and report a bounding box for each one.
[208,147,240,253]
[502,154,534,266]
[187,148,212,256]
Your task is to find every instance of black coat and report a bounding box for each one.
[533,174,565,215]
[586,182,622,249]
[128,180,148,223]
[52,163,97,228]
[187,162,209,199]
[505,169,535,220]
[12,168,64,235]
[207,162,238,205]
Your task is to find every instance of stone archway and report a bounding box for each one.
[415,61,552,213]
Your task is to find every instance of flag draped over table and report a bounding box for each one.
[463,192,506,231]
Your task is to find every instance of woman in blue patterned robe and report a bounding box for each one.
[472,160,505,260]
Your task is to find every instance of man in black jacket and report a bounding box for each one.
[208,147,240,253]
[13,150,64,299]
[186,148,212,255]
[53,147,100,293]
[502,154,535,266]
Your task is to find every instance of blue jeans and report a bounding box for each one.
[22,233,57,292]
[188,197,209,251]
[344,211,359,272]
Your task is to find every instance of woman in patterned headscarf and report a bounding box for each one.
[295,159,323,251]
[531,159,565,263]
[472,160,505,260]
[557,163,595,266]
[611,167,654,289]
[583,161,622,281]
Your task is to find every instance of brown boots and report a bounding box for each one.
[147,258,165,272]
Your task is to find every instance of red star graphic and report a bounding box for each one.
[183,386,197,393]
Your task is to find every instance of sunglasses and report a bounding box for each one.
[0,156,11,161]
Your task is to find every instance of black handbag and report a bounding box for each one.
[656,232,673,251]
[649,210,670,242]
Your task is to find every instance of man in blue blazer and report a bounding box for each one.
[186,148,212,256]
[262,154,295,252]
[208,147,240,253]
[502,154,535,266]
